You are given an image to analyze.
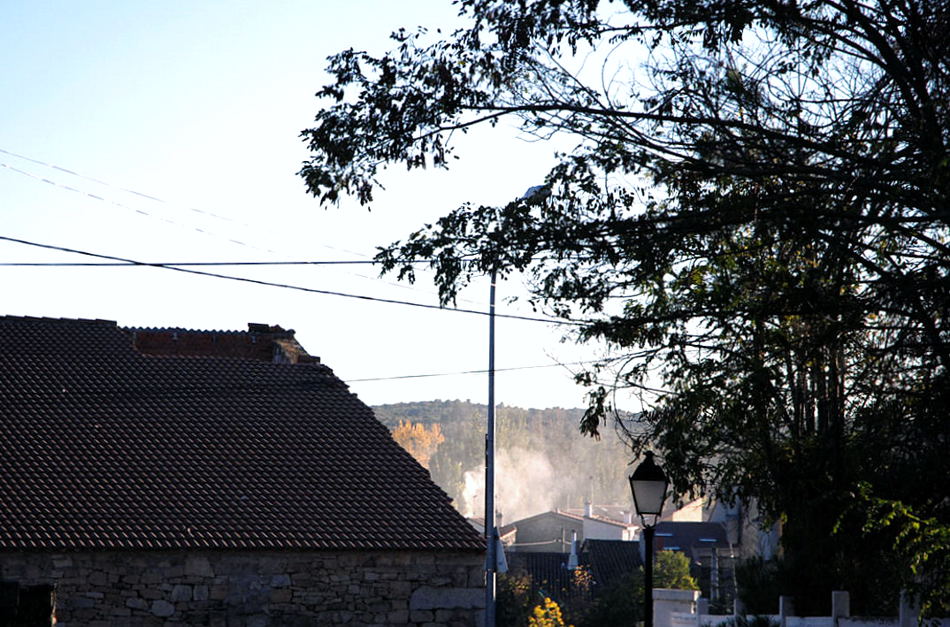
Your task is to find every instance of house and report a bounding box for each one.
[507,504,638,553]
[505,510,585,553]
[653,521,735,607]
[0,316,485,626]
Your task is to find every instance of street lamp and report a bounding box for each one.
[629,451,669,627]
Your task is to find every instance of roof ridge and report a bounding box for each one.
[1,314,117,326]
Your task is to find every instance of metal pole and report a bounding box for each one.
[644,524,654,627]
[484,268,497,627]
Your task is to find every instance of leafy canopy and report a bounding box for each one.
[301,0,949,613]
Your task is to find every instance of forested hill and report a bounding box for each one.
[373,400,635,521]
[373,399,586,430]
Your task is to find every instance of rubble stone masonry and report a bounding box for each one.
[0,550,485,626]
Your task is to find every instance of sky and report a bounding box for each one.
[0,1,620,412]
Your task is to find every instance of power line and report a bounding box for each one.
[348,359,601,382]
[0,159,271,253]
[0,235,583,326]
[0,260,387,267]
[0,147,491,305]
[0,146,242,227]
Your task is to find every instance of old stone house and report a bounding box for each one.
[0,316,484,626]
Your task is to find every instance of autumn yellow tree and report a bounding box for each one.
[391,420,445,469]
[528,598,571,627]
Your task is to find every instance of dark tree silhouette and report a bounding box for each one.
[301,0,949,613]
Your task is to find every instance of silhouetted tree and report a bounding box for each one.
[303,0,950,613]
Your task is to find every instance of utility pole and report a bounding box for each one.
[484,268,497,627]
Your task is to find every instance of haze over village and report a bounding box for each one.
[1,2,947,626]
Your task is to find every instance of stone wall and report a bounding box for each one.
[0,549,485,626]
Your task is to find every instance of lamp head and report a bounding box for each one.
[628,451,668,527]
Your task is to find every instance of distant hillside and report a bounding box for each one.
[374,399,586,429]
[373,400,635,521]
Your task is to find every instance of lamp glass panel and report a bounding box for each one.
[632,479,666,516]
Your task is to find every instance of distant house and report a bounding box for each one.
[653,521,735,607]
[0,316,484,626]
[705,498,782,560]
[507,504,638,553]
[653,521,730,560]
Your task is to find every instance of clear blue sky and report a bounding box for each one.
[0,1,615,410]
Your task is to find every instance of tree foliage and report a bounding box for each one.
[302,0,950,613]
[390,419,445,469]
[655,550,699,591]
[529,597,572,627]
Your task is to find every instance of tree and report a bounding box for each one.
[529,597,572,627]
[301,0,949,613]
[655,550,699,592]
[390,419,445,469]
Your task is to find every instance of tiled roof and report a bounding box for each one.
[654,521,729,559]
[506,552,577,601]
[582,539,641,590]
[0,316,484,552]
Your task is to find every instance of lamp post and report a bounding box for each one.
[629,451,669,627]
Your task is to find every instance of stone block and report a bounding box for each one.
[193,584,209,601]
[468,567,484,587]
[68,596,96,609]
[165,565,184,578]
[140,571,161,584]
[270,573,291,588]
[270,588,293,603]
[171,584,192,601]
[388,609,409,623]
[411,610,434,622]
[185,555,214,578]
[140,588,163,600]
[151,599,175,617]
[258,556,287,572]
[410,586,484,610]
[436,608,454,621]
[126,597,149,610]
[390,581,412,598]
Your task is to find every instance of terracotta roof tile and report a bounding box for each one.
[0,316,484,552]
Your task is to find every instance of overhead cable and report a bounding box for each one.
[0,235,583,326]
[348,357,626,382]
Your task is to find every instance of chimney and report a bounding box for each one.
[624,510,634,525]
[131,323,319,364]
[584,500,593,518]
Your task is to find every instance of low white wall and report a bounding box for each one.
[655,590,948,627]
[655,588,699,627]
